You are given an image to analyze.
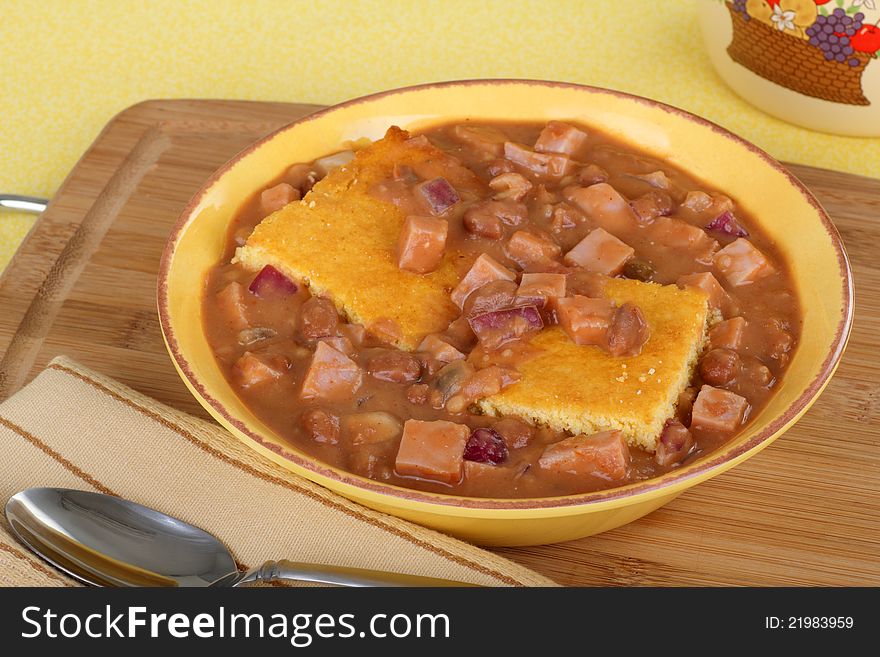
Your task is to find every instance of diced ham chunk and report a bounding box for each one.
[397,215,448,274]
[708,317,747,350]
[489,172,533,201]
[504,142,574,178]
[650,217,719,263]
[233,351,287,388]
[463,199,527,239]
[690,385,749,433]
[713,238,774,287]
[563,183,638,235]
[300,342,363,402]
[318,336,355,357]
[216,282,250,331]
[504,230,562,267]
[534,121,588,156]
[538,430,630,481]
[450,254,516,308]
[677,272,734,316]
[564,228,634,275]
[451,124,508,158]
[553,296,615,347]
[417,334,465,363]
[630,190,673,224]
[516,272,566,305]
[260,182,299,215]
[395,419,469,484]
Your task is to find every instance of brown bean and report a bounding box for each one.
[605,303,649,357]
[365,348,422,384]
[300,409,340,445]
[699,348,740,386]
[299,297,339,339]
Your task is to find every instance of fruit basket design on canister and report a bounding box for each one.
[724,0,880,106]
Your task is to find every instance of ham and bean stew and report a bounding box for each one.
[203,120,800,498]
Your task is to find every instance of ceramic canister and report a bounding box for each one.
[699,0,880,136]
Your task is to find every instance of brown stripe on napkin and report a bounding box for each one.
[0,357,555,587]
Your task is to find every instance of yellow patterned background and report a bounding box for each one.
[1,0,878,271]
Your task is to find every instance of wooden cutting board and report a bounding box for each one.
[0,99,877,586]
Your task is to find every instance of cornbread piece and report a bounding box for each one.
[564,228,634,275]
[537,430,630,481]
[395,419,469,484]
[479,278,710,451]
[714,238,774,287]
[236,127,483,350]
[300,342,363,402]
[690,385,749,433]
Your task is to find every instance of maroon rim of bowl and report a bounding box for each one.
[157,78,854,511]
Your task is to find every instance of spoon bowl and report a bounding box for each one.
[4,488,471,587]
[5,488,237,586]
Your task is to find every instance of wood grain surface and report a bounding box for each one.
[0,99,877,586]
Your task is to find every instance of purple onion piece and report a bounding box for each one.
[464,428,509,464]
[705,211,749,238]
[417,177,460,215]
[467,305,543,349]
[248,265,298,297]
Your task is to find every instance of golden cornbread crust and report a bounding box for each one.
[479,279,710,452]
[235,127,480,350]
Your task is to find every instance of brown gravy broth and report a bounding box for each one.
[203,120,801,498]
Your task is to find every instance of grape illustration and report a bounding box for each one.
[804,9,864,64]
[732,0,750,21]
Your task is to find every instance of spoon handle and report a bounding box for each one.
[241,560,476,587]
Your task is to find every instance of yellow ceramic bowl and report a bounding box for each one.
[158,80,853,547]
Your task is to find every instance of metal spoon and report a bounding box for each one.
[5,488,472,587]
[0,194,48,214]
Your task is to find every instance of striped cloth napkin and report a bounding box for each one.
[0,357,555,587]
